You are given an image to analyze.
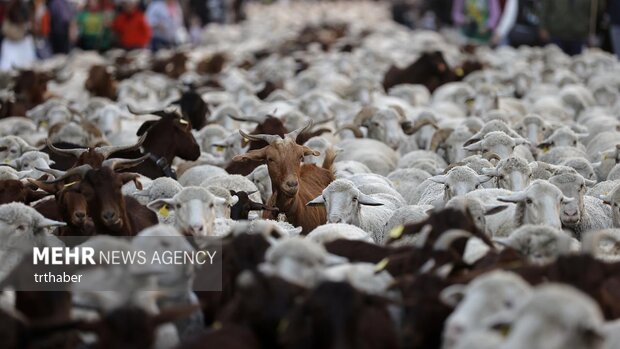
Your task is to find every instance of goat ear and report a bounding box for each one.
[232,148,266,162]
[358,193,384,206]
[439,284,466,307]
[25,188,51,204]
[136,120,157,136]
[27,179,60,194]
[230,195,239,206]
[463,137,481,147]
[306,195,325,206]
[302,146,320,157]
[484,204,509,215]
[118,173,143,190]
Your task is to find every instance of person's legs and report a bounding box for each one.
[611,25,620,59]
[551,38,584,56]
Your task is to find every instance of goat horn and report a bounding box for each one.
[46,138,89,158]
[127,104,163,116]
[286,121,313,141]
[101,153,150,171]
[483,152,501,161]
[335,124,364,138]
[35,167,67,179]
[94,133,147,159]
[43,164,92,184]
[227,114,266,124]
[404,119,438,135]
[239,129,282,145]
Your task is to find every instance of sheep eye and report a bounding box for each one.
[352,197,358,202]
[16,225,25,231]
[573,141,577,146]
[209,203,214,208]
[542,127,547,132]
[526,198,533,204]
[445,185,450,189]
[175,204,181,209]
[475,184,480,189]
[504,300,513,308]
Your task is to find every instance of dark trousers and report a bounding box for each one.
[49,31,70,54]
[552,37,585,56]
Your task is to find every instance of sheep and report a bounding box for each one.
[501,284,604,349]
[222,218,302,238]
[560,157,597,182]
[246,164,272,203]
[549,171,612,237]
[598,182,620,228]
[496,225,579,264]
[307,178,402,244]
[415,166,492,207]
[538,146,589,165]
[335,138,399,176]
[132,177,183,205]
[0,136,37,161]
[440,271,532,349]
[201,174,262,204]
[305,223,373,244]
[177,164,228,187]
[332,160,372,178]
[398,150,448,170]
[514,113,552,145]
[6,151,55,179]
[303,136,332,166]
[337,106,411,152]
[481,156,532,191]
[445,196,508,236]
[387,168,432,204]
[147,186,226,236]
[581,229,620,262]
[430,126,475,164]
[463,131,530,160]
[321,262,395,297]
[537,126,588,151]
[0,203,65,280]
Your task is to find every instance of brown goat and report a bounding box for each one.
[0,179,49,204]
[85,65,117,100]
[232,123,335,234]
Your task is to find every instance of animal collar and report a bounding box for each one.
[149,153,177,179]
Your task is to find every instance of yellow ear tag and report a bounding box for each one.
[159,204,170,218]
[63,181,78,188]
[543,145,550,153]
[215,145,225,153]
[455,67,464,77]
[40,120,48,128]
[375,258,389,272]
[389,225,404,239]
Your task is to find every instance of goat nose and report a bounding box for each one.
[329,216,342,223]
[286,180,298,188]
[75,212,86,219]
[102,211,117,222]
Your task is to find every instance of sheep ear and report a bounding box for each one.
[484,204,509,215]
[147,198,177,213]
[513,138,530,146]
[481,167,499,176]
[358,193,384,206]
[429,174,448,184]
[38,217,67,228]
[302,146,320,157]
[497,192,526,203]
[584,179,597,187]
[232,148,266,162]
[463,141,482,151]
[599,195,611,205]
[463,136,481,147]
[439,284,466,307]
[477,175,493,184]
[306,195,325,206]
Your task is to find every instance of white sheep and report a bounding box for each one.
[306,223,373,244]
[177,164,228,187]
[496,225,579,264]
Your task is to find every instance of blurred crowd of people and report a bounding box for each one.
[0,0,245,70]
[393,0,620,58]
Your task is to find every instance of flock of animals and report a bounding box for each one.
[2,1,620,348]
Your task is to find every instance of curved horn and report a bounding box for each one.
[334,124,364,138]
[482,152,501,162]
[46,138,89,158]
[285,121,314,141]
[35,167,67,179]
[227,114,267,124]
[239,129,282,145]
[43,164,92,184]
[403,119,438,135]
[101,153,150,171]
[430,128,454,151]
[353,106,377,126]
[94,133,147,159]
[127,104,165,117]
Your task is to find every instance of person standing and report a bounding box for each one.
[111,0,151,50]
[538,0,593,56]
[146,0,186,51]
[452,0,501,44]
[491,0,518,45]
[48,0,74,54]
[76,0,108,51]
[609,0,620,58]
[0,0,36,70]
